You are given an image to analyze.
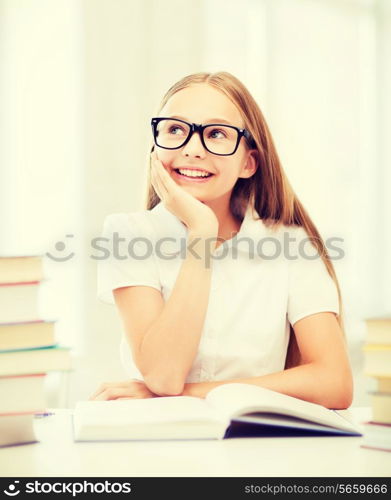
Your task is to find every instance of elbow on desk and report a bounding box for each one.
[143,372,185,397]
[136,354,186,397]
[324,390,353,410]
[322,369,354,410]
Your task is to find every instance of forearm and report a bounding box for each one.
[140,231,216,396]
[182,362,353,409]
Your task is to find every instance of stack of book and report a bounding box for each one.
[0,255,72,447]
[361,316,391,452]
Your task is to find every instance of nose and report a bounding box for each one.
[181,130,206,159]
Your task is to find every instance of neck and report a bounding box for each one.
[203,195,242,243]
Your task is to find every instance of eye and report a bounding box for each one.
[208,128,227,139]
[168,125,186,136]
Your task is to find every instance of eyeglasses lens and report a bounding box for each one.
[155,119,239,155]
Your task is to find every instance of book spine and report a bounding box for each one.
[0,280,42,287]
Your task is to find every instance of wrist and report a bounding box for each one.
[188,226,218,239]
[182,381,222,398]
[186,233,218,261]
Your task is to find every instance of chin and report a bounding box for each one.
[184,191,208,203]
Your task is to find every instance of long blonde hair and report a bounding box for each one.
[144,71,345,369]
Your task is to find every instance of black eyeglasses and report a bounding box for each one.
[151,117,252,156]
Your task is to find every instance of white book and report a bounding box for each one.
[73,383,362,442]
[0,320,56,351]
[361,422,391,452]
[0,255,44,284]
[0,282,41,323]
[0,413,37,447]
[0,346,72,376]
[0,374,47,414]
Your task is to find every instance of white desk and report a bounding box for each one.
[0,408,390,477]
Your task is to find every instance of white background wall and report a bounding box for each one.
[0,0,389,406]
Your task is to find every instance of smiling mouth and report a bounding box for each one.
[172,168,214,179]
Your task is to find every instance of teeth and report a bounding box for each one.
[178,169,211,178]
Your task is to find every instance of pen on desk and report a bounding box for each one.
[34,411,55,418]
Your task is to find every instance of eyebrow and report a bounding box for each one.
[168,115,238,126]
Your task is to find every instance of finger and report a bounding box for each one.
[154,157,172,181]
[88,383,112,401]
[93,387,133,401]
[88,381,130,401]
[152,161,169,198]
[151,165,165,200]
[154,159,177,196]
[149,162,160,194]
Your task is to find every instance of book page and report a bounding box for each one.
[206,383,359,432]
[75,396,221,425]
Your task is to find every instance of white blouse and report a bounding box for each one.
[97,201,339,383]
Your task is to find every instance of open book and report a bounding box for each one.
[73,383,362,441]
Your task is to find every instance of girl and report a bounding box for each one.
[92,71,353,409]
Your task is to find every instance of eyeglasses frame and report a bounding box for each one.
[151,117,253,156]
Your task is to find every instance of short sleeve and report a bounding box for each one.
[96,213,161,305]
[287,228,340,326]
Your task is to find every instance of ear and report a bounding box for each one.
[239,149,259,179]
